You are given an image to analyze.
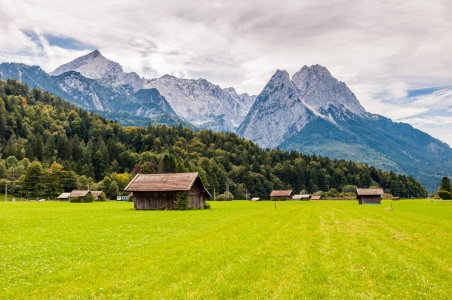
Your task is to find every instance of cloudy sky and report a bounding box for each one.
[1,0,452,144]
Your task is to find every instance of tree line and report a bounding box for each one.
[0,77,427,199]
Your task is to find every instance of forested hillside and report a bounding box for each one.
[0,78,427,199]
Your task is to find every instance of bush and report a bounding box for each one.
[279,197,286,201]
[271,196,277,201]
[176,191,189,210]
[98,192,106,202]
[127,196,133,202]
[84,193,94,203]
[157,206,165,210]
[70,197,81,203]
[204,202,211,209]
[438,190,452,200]
[314,191,324,196]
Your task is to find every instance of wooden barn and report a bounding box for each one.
[293,195,310,201]
[57,192,71,201]
[68,190,103,202]
[311,195,321,200]
[124,172,211,210]
[356,188,384,205]
[270,190,294,200]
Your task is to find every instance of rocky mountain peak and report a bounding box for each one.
[291,64,365,115]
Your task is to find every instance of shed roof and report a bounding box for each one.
[270,190,293,197]
[57,193,71,199]
[251,197,260,201]
[311,196,321,200]
[90,191,103,197]
[69,190,90,197]
[356,188,384,196]
[124,172,210,196]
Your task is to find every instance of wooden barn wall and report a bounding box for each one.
[359,195,381,205]
[133,182,206,210]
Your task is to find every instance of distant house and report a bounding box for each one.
[270,190,294,200]
[356,188,384,205]
[250,197,260,201]
[311,195,322,200]
[68,190,103,203]
[434,196,441,199]
[57,192,71,201]
[124,172,211,210]
[90,191,103,200]
[392,197,400,200]
[293,195,310,201]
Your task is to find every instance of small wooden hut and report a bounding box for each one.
[68,190,102,202]
[250,197,260,201]
[356,188,384,205]
[124,172,211,210]
[57,192,71,201]
[270,190,294,200]
[293,195,310,201]
[311,195,321,200]
[392,197,400,200]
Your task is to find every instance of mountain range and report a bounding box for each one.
[1,50,451,190]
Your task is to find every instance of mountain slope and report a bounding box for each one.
[238,65,452,191]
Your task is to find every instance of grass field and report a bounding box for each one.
[1,200,452,299]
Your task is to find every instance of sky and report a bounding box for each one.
[1,0,452,145]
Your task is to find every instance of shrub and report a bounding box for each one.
[204,202,211,209]
[70,197,81,203]
[127,196,133,202]
[176,191,189,210]
[84,193,94,203]
[314,191,324,196]
[343,185,358,194]
[279,197,286,201]
[271,196,277,201]
[157,206,165,210]
[438,190,452,200]
[98,192,106,202]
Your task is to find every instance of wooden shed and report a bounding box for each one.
[270,190,294,200]
[311,195,321,200]
[124,172,211,210]
[392,197,400,200]
[57,192,71,201]
[293,194,310,201]
[250,197,260,201]
[68,190,103,202]
[356,188,384,205]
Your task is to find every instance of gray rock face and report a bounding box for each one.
[50,51,256,131]
[237,65,366,149]
[143,75,254,132]
[51,50,144,92]
[292,65,365,115]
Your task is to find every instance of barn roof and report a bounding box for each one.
[57,193,71,199]
[90,191,103,197]
[69,190,90,197]
[251,197,260,201]
[293,195,310,200]
[356,188,384,196]
[124,172,211,196]
[270,190,293,197]
[311,196,321,200]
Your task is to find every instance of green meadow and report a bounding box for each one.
[1,200,452,299]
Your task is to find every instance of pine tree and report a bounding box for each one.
[440,177,452,193]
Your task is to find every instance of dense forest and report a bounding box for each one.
[0,77,427,199]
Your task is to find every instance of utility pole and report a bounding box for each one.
[226,179,230,201]
[246,189,248,201]
[214,188,216,201]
